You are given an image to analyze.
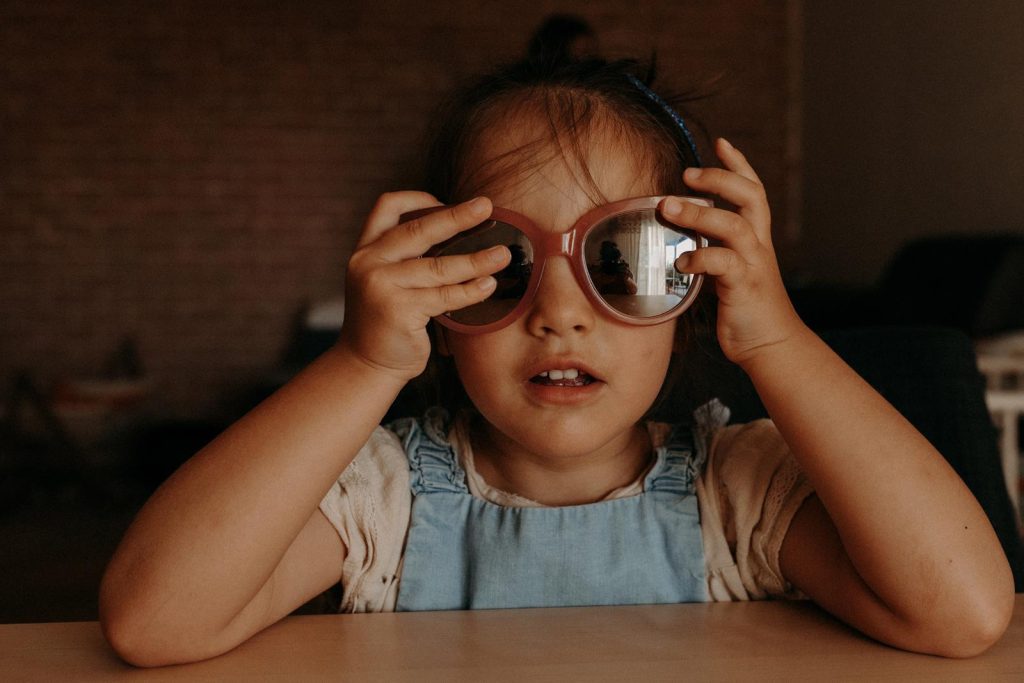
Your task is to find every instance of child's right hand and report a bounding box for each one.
[338,191,511,382]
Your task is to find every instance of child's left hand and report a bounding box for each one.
[659,138,805,367]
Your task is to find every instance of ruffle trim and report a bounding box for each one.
[393,409,468,495]
[645,399,729,495]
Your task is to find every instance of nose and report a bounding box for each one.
[524,256,597,337]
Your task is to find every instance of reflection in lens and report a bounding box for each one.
[432,220,533,324]
[584,209,699,317]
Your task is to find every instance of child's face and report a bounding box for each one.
[443,123,677,460]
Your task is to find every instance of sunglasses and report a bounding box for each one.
[401,196,710,334]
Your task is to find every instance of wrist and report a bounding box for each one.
[324,340,419,390]
[734,321,818,378]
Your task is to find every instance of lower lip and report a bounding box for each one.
[524,380,604,405]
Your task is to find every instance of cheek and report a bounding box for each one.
[445,331,507,393]
[625,325,676,393]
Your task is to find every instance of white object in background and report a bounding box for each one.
[305,297,345,330]
[976,341,1024,521]
[976,330,1024,357]
[985,390,1024,520]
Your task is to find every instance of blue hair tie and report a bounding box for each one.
[625,73,702,167]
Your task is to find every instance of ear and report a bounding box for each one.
[432,323,452,357]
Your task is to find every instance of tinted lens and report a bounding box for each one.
[432,220,534,325]
[583,209,700,318]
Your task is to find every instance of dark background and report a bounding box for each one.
[1,1,1022,622]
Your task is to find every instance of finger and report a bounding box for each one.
[660,197,758,251]
[373,197,493,262]
[420,276,499,318]
[715,137,763,186]
[715,138,771,238]
[674,245,746,281]
[358,191,443,249]
[682,165,769,238]
[391,245,511,288]
[681,167,762,209]
[682,142,771,242]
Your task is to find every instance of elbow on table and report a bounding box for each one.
[99,593,222,668]
[101,613,232,668]
[910,589,1015,659]
[101,614,169,668]
[98,605,162,667]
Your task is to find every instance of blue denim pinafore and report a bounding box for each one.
[393,413,709,611]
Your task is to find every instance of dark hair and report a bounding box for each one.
[526,13,597,65]
[422,17,706,206]
[418,16,719,420]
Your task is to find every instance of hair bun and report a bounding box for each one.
[526,14,597,68]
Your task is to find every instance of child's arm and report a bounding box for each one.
[100,193,508,666]
[663,139,1015,657]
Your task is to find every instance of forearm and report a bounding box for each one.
[100,345,405,636]
[742,326,1013,623]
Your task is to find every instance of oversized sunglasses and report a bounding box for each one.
[402,196,710,334]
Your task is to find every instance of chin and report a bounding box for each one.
[490,409,639,458]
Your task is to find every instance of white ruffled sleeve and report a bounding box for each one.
[317,426,411,613]
[697,416,815,601]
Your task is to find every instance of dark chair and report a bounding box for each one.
[704,326,1023,591]
[791,235,1024,337]
[877,236,1024,337]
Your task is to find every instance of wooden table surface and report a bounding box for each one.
[3,597,1022,681]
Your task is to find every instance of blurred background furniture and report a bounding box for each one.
[873,235,1024,337]
[791,234,1024,337]
[985,388,1024,518]
[977,340,1024,519]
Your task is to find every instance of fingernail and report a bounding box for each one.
[477,275,496,291]
[662,197,682,216]
[486,245,508,262]
[674,253,691,273]
[684,167,702,182]
[467,196,489,212]
[718,137,734,150]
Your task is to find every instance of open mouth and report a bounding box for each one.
[529,368,596,387]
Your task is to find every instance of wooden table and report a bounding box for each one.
[3,598,1022,681]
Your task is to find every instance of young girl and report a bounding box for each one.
[99,33,1014,666]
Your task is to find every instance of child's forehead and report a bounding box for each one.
[466,116,661,205]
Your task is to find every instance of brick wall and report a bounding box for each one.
[1,0,794,418]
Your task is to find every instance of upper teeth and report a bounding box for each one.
[539,369,580,380]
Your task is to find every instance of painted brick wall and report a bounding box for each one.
[1,0,794,418]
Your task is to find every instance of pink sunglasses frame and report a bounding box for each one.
[401,195,711,334]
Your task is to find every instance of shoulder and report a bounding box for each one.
[323,423,411,520]
[337,425,408,488]
[386,407,453,451]
[318,423,413,613]
[705,417,803,517]
[710,419,792,476]
[700,417,813,599]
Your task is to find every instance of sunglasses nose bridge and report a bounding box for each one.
[535,230,575,258]
[560,231,574,255]
[527,230,587,297]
